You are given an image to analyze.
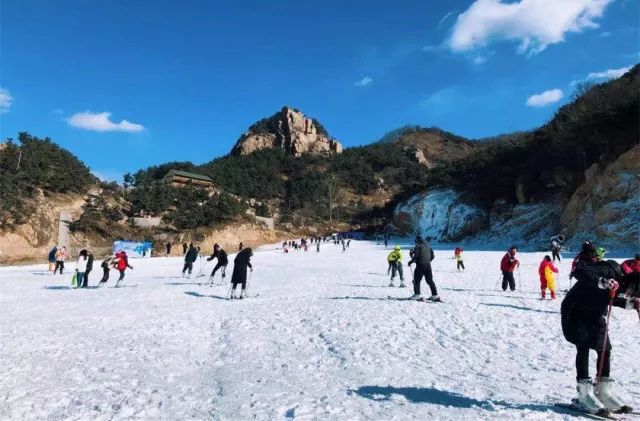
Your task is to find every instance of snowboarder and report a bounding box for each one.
[115,250,133,287]
[500,246,520,291]
[621,254,640,274]
[74,249,89,289]
[207,243,228,283]
[230,247,253,299]
[47,245,57,272]
[182,244,198,278]
[387,246,405,287]
[408,236,439,301]
[166,242,172,255]
[454,247,465,271]
[561,249,639,415]
[98,256,115,287]
[538,255,558,299]
[551,234,565,262]
[82,250,94,288]
[182,242,188,255]
[54,246,68,275]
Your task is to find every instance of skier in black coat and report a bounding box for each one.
[182,245,198,278]
[207,243,228,284]
[408,236,439,301]
[561,249,638,415]
[230,247,253,299]
[82,251,94,288]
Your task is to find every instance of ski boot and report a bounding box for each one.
[573,378,610,416]
[597,377,633,413]
[230,290,237,299]
[427,295,441,302]
[540,290,546,300]
[409,294,422,300]
[239,290,246,299]
[399,281,406,288]
[550,290,557,300]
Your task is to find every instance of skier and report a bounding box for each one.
[538,255,558,299]
[316,242,320,252]
[561,250,639,415]
[207,243,228,284]
[166,242,171,255]
[570,241,595,280]
[500,246,520,291]
[551,234,565,262]
[74,249,89,289]
[98,256,115,287]
[54,246,68,275]
[347,239,351,248]
[115,250,133,287]
[182,242,188,255]
[387,246,405,287]
[182,244,198,278]
[384,236,388,248]
[82,250,94,288]
[621,254,640,274]
[230,247,253,299]
[454,247,465,271]
[407,236,439,301]
[47,245,57,272]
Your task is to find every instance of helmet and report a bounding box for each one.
[581,241,595,253]
[595,247,607,259]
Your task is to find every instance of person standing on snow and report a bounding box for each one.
[538,255,559,299]
[182,244,198,278]
[387,246,405,288]
[454,247,465,271]
[48,245,57,272]
[551,234,565,262]
[74,249,89,289]
[570,241,595,280]
[500,246,520,291]
[98,256,115,287]
[561,250,639,415]
[621,254,640,274]
[54,246,68,275]
[230,247,253,299]
[408,236,439,301]
[81,250,94,288]
[115,250,133,287]
[166,242,172,255]
[207,243,228,283]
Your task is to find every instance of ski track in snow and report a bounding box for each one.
[1,242,638,420]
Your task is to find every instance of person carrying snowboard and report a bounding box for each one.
[408,236,439,301]
[182,244,198,278]
[230,247,253,299]
[500,246,520,291]
[387,246,405,287]
[561,248,639,415]
[538,255,559,299]
[207,243,228,284]
[115,250,133,287]
[454,247,465,271]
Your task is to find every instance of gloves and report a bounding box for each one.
[626,298,640,310]
[598,277,619,291]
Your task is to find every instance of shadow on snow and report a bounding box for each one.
[183,291,227,300]
[480,302,559,314]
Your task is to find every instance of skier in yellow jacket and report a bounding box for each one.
[387,246,405,288]
[538,255,559,299]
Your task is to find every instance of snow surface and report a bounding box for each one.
[1,242,638,420]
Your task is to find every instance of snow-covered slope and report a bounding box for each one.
[1,242,638,420]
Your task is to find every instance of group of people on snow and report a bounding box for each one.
[47,245,133,288]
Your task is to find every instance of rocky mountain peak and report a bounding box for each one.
[231,106,343,157]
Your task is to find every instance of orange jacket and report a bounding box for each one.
[538,260,558,282]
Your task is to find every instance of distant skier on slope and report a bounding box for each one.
[182,244,198,278]
[408,236,439,301]
[538,255,558,299]
[550,234,565,262]
[500,246,520,292]
[230,247,253,299]
[561,249,639,415]
[387,246,405,288]
[207,243,228,284]
[454,247,465,271]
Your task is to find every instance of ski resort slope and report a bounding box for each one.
[1,242,638,420]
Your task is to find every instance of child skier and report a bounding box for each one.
[500,246,520,291]
[182,244,198,278]
[561,250,639,415]
[454,247,465,271]
[538,255,558,299]
[387,246,405,287]
[207,243,228,284]
[230,247,253,299]
[98,256,115,287]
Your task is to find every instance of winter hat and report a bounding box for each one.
[544,255,551,261]
[581,241,595,253]
[595,247,607,259]
[394,246,401,250]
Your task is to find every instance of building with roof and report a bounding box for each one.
[162,170,215,189]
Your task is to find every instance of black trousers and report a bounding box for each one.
[118,270,125,281]
[182,262,193,274]
[54,261,64,274]
[502,271,516,291]
[413,265,437,296]
[232,280,246,290]
[552,248,561,262]
[457,261,465,270]
[100,269,109,283]
[210,263,226,277]
[82,270,91,288]
[576,346,610,380]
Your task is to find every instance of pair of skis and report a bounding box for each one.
[555,402,638,420]
[387,296,443,303]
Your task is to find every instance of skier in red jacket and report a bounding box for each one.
[115,250,133,287]
[500,246,520,291]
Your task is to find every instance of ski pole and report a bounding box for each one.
[596,292,614,387]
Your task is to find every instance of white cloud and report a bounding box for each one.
[67,111,144,132]
[449,0,614,55]
[354,76,373,87]
[526,89,564,107]
[585,65,632,81]
[0,88,14,113]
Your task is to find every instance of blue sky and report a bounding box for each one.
[1,0,638,181]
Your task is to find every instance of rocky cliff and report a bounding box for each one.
[231,107,343,157]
